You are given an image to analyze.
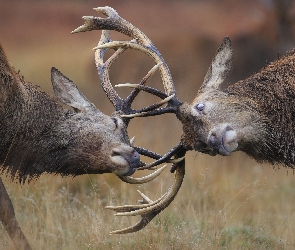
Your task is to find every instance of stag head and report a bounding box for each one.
[113,35,266,161]
[50,67,140,176]
[178,38,264,157]
[0,44,168,180]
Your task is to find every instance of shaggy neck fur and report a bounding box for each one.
[225,49,295,167]
[0,46,94,182]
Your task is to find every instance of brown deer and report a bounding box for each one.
[0,33,173,247]
[73,6,295,234]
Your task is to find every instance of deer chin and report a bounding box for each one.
[111,155,136,176]
[110,155,136,176]
[208,125,238,156]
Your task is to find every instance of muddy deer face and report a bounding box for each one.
[182,89,262,156]
[180,38,264,156]
[51,67,140,176]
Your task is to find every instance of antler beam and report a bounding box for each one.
[72,6,176,97]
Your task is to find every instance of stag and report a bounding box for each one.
[0,37,173,248]
[73,6,295,234]
[118,23,295,168]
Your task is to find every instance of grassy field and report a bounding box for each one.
[2,154,295,249]
[1,1,295,249]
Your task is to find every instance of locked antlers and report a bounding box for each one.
[72,6,186,168]
[73,6,186,233]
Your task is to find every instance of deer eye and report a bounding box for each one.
[111,117,118,130]
[196,103,205,112]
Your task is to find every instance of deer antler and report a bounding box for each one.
[72,6,187,233]
[107,151,185,234]
[73,7,176,96]
[72,6,184,167]
[93,30,178,179]
[118,164,167,184]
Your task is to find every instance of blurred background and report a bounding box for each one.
[1,0,295,249]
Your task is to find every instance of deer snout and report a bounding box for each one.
[208,124,238,156]
[111,146,140,176]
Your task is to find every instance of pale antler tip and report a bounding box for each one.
[168,156,185,163]
[93,43,113,50]
[137,190,153,203]
[71,16,94,34]
[118,164,167,184]
[93,7,102,11]
[115,83,137,88]
[160,93,175,104]
[150,62,163,73]
[120,113,140,118]
[93,6,118,17]
[130,136,136,146]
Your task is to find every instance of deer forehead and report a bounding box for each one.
[68,112,116,133]
[191,91,228,116]
[189,92,256,132]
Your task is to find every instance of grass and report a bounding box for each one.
[1,153,295,249]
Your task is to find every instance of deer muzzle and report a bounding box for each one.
[208,124,238,156]
[111,146,140,176]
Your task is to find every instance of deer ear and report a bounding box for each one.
[51,67,94,112]
[199,37,233,93]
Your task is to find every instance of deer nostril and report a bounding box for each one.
[111,149,121,157]
[132,151,140,159]
[112,148,140,165]
[210,134,217,144]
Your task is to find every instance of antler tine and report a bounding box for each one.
[116,83,168,100]
[94,40,176,97]
[72,6,176,97]
[107,158,185,234]
[134,145,186,167]
[118,164,167,184]
[117,84,178,118]
[125,62,163,107]
[94,30,125,110]
[110,213,156,235]
[138,143,185,170]
[108,190,155,234]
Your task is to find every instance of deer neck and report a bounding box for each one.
[0,69,68,181]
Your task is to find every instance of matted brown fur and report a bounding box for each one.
[0,44,139,183]
[225,49,295,166]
